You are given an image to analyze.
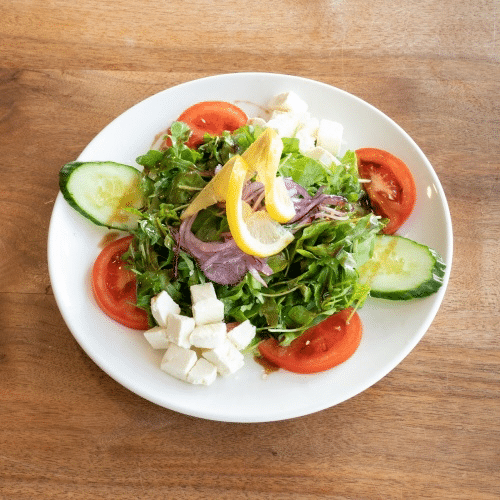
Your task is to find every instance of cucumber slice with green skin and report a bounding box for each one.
[59,161,147,230]
[358,234,446,301]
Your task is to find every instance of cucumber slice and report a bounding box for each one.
[358,234,446,300]
[59,161,147,230]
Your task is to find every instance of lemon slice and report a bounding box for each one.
[265,175,296,223]
[226,156,294,258]
[181,155,241,219]
[182,127,295,224]
[242,128,296,223]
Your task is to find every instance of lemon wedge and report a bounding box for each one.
[226,156,294,258]
[242,128,296,223]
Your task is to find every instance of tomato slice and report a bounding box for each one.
[177,101,248,149]
[258,309,362,374]
[92,235,149,330]
[356,148,417,234]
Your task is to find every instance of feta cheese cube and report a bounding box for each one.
[316,119,343,156]
[160,344,197,381]
[227,320,256,350]
[266,111,300,138]
[190,282,217,304]
[247,117,267,128]
[186,358,217,385]
[190,322,226,349]
[304,146,340,167]
[268,91,309,115]
[144,326,170,350]
[165,314,195,348]
[192,297,224,326]
[295,128,316,154]
[202,340,245,376]
[296,115,319,136]
[151,290,180,327]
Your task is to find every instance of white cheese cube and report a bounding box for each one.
[316,119,343,156]
[151,290,180,327]
[227,320,257,350]
[160,344,197,381]
[190,322,226,349]
[296,115,319,136]
[304,146,340,167]
[190,282,217,304]
[266,111,300,138]
[186,358,217,385]
[166,314,195,348]
[295,128,316,154]
[268,91,309,114]
[202,340,245,376]
[143,326,170,350]
[192,297,224,326]
[247,117,267,128]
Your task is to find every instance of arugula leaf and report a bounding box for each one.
[280,154,326,189]
[212,213,384,343]
[190,207,229,242]
[329,150,362,202]
[279,148,362,201]
[163,171,206,205]
[124,120,383,345]
[196,125,261,168]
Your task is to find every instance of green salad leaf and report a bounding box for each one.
[216,212,383,344]
[279,143,362,201]
[125,123,382,343]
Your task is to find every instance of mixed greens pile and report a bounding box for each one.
[123,121,385,345]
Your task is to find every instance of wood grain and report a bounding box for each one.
[1,0,499,498]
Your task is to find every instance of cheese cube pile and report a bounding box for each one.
[144,283,256,386]
[249,91,344,165]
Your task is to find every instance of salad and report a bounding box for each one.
[58,91,446,386]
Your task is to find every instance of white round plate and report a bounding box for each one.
[48,73,453,422]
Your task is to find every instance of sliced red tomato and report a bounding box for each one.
[258,308,362,374]
[177,101,248,149]
[356,148,417,234]
[92,235,149,330]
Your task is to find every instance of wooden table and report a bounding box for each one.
[2,0,499,498]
